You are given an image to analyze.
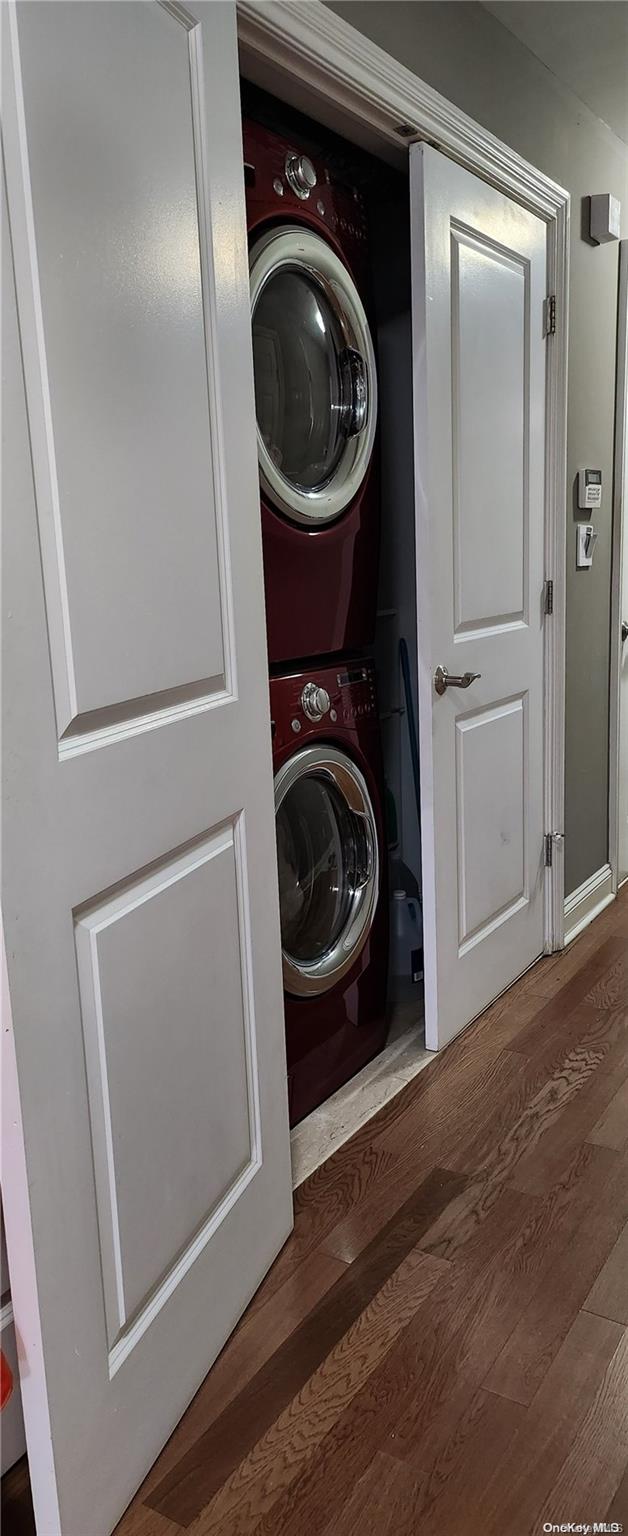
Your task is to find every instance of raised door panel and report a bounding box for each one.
[455,695,527,950]
[74,824,257,1367]
[452,229,529,635]
[13,0,227,739]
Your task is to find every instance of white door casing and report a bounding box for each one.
[411,143,547,1049]
[620,537,628,885]
[614,244,628,886]
[1,5,292,1534]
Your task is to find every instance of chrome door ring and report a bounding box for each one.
[250,226,378,527]
[274,744,380,997]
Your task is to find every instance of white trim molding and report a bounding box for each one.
[238,1,567,215]
[609,242,628,894]
[564,864,615,946]
[237,0,569,952]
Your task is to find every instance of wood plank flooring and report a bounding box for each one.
[3,888,628,1536]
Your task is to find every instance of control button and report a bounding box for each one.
[316,199,325,217]
[301,682,331,721]
[329,708,337,722]
[291,718,301,733]
[273,177,284,197]
[285,152,317,199]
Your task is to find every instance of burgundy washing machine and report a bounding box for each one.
[244,117,380,666]
[271,658,389,1125]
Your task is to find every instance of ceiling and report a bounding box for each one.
[482,2,628,143]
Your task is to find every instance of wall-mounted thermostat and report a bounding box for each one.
[578,468,602,510]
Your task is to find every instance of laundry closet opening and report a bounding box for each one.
[240,80,429,1173]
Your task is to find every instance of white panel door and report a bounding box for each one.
[411,142,547,1050]
[621,630,628,885]
[619,246,628,886]
[1,5,292,1534]
[620,455,628,884]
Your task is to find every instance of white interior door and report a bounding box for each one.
[620,474,628,884]
[619,247,628,886]
[1,5,292,1534]
[411,142,547,1050]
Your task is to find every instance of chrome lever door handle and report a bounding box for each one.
[434,665,481,696]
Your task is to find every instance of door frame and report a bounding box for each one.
[237,0,569,951]
[609,240,628,894]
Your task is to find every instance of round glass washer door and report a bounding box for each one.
[275,744,380,997]
[250,226,377,527]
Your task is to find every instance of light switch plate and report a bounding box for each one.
[576,524,597,568]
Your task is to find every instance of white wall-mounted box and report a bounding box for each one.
[590,193,621,244]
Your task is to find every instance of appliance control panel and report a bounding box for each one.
[242,119,368,251]
[336,666,377,723]
[270,665,377,749]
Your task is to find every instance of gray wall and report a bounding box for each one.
[329,0,628,894]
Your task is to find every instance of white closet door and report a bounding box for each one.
[411,142,547,1050]
[618,246,628,886]
[1,5,291,1533]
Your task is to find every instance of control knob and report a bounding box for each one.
[301,682,331,721]
[285,152,317,199]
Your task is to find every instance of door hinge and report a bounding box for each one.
[544,831,564,867]
[544,579,554,615]
[544,295,557,336]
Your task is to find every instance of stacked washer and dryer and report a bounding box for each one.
[245,115,389,1125]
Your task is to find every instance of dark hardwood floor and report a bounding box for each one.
[4,889,628,1536]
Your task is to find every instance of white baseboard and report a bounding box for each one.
[563,863,615,945]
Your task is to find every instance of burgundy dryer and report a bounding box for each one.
[244,117,380,666]
[271,658,389,1125]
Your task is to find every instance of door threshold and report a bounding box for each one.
[290,998,432,1188]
